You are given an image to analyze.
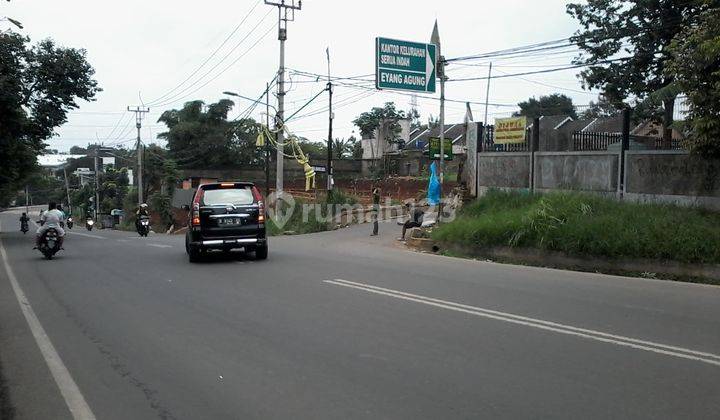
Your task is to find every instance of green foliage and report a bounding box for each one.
[514,94,577,119]
[98,167,129,212]
[149,192,173,230]
[297,140,327,160]
[13,172,65,206]
[0,32,100,204]
[666,5,720,158]
[157,100,263,169]
[433,190,720,264]
[327,189,359,206]
[332,137,357,159]
[352,102,405,140]
[580,95,621,119]
[566,0,710,126]
[266,198,328,236]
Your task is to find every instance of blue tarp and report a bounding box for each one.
[427,161,441,205]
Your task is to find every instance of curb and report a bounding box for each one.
[406,239,720,284]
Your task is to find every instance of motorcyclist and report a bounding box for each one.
[20,212,30,230]
[135,203,150,230]
[35,202,65,249]
[56,204,66,225]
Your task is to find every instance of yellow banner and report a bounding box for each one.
[494,117,527,144]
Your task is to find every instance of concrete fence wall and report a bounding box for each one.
[624,150,720,209]
[476,150,720,209]
[477,152,530,192]
[534,151,619,193]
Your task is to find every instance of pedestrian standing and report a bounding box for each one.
[370,187,380,236]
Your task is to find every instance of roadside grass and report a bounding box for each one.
[267,191,363,236]
[432,189,720,264]
[266,198,329,236]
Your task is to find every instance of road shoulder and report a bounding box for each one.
[0,244,72,420]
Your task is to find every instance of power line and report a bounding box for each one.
[446,58,628,82]
[145,0,263,106]
[151,21,277,109]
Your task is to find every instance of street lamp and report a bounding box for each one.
[222,91,277,113]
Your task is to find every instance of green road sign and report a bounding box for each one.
[427,137,453,161]
[376,37,436,93]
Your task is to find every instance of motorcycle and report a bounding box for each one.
[86,218,95,231]
[20,220,29,234]
[38,226,61,260]
[67,216,74,229]
[137,215,150,237]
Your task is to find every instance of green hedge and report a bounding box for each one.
[432,189,720,264]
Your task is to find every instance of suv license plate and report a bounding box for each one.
[219,218,241,226]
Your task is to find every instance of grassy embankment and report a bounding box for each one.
[433,189,720,265]
[267,190,360,236]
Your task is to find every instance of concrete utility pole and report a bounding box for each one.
[127,106,150,205]
[93,148,100,221]
[326,46,333,191]
[265,0,302,198]
[431,20,446,184]
[483,62,493,126]
[266,82,271,198]
[63,167,72,215]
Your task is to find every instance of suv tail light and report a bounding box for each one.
[191,188,204,226]
[251,186,265,223]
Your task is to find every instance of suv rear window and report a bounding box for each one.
[201,188,254,206]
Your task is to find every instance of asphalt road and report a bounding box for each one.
[0,207,719,419]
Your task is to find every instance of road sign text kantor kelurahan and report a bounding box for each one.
[376,37,436,93]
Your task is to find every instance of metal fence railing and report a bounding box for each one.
[573,131,686,151]
[481,125,530,152]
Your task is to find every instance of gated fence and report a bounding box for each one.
[572,131,686,151]
[480,125,530,152]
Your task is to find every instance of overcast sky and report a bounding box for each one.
[2,0,598,152]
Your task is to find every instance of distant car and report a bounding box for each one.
[184,182,268,262]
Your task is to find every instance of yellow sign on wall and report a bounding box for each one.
[494,117,527,144]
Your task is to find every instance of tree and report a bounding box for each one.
[514,94,577,119]
[352,102,406,140]
[567,0,711,131]
[157,100,263,169]
[0,32,100,205]
[332,137,356,159]
[69,145,87,155]
[580,95,621,119]
[665,5,720,158]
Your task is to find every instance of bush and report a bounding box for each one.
[433,190,720,264]
[267,198,329,236]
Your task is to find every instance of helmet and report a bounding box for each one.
[140,203,148,209]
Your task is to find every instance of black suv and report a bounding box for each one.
[184,182,268,262]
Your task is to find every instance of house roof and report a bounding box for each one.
[583,115,624,133]
[408,123,466,149]
[539,115,573,130]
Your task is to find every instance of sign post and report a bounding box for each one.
[376,37,436,93]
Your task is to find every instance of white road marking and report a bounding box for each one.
[0,222,96,419]
[67,231,105,240]
[146,243,172,249]
[324,278,720,367]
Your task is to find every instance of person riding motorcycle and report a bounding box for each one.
[135,203,150,230]
[20,212,30,231]
[56,204,66,223]
[35,202,65,249]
